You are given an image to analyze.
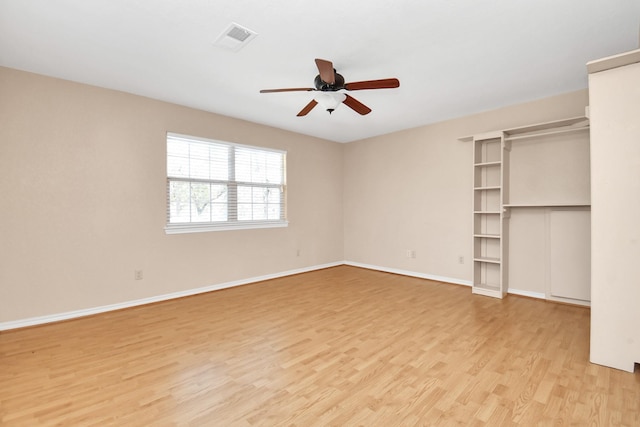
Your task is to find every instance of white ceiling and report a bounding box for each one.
[1,0,638,143]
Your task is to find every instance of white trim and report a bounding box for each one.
[546,295,590,307]
[0,262,342,331]
[344,261,473,287]
[1,261,576,331]
[508,287,590,306]
[472,287,504,299]
[166,132,287,234]
[344,262,557,302]
[167,132,286,155]
[165,220,288,234]
[587,48,640,74]
[507,288,545,300]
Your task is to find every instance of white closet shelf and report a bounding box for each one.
[503,116,589,138]
[472,286,502,298]
[474,256,501,264]
[474,211,501,214]
[474,161,501,167]
[504,126,589,142]
[474,186,501,191]
[474,234,501,239]
[503,203,591,208]
[459,116,589,143]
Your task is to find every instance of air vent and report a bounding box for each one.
[227,26,251,42]
[213,22,257,52]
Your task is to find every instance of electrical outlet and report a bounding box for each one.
[406,249,416,259]
[458,255,465,264]
[296,249,300,257]
[134,270,143,280]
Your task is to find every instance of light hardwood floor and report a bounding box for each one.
[1,266,639,426]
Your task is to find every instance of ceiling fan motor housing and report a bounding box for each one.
[314,72,345,91]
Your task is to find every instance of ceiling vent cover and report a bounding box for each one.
[213,22,257,52]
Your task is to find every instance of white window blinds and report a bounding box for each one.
[165,133,287,234]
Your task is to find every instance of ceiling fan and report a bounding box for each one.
[260,58,400,116]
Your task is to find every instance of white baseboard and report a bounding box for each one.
[0,261,343,331]
[344,261,473,287]
[507,288,546,300]
[0,261,560,331]
[344,261,548,301]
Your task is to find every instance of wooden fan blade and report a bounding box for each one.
[297,99,318,116]
[343,94,371,115]
[315,58,335,85]
[344,78,400,91]
[260,87,315,93]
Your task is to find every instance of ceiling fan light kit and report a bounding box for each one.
[314,92,346,114]
[260,58,399,116]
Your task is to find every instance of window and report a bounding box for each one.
[165,133,287,234]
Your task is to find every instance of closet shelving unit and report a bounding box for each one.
[462,116,590,299]
[471,131,509,298]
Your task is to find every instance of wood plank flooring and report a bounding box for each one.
[1,265,639,426]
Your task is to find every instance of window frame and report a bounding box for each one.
[165,132,288,234]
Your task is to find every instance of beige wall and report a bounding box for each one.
[343,90,589,285]
[0,65,591,326]
[0,67,344,323]
[588,52,640,372]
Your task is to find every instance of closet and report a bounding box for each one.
[462,117,591,304]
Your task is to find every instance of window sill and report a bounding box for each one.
[165,220,288,234]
